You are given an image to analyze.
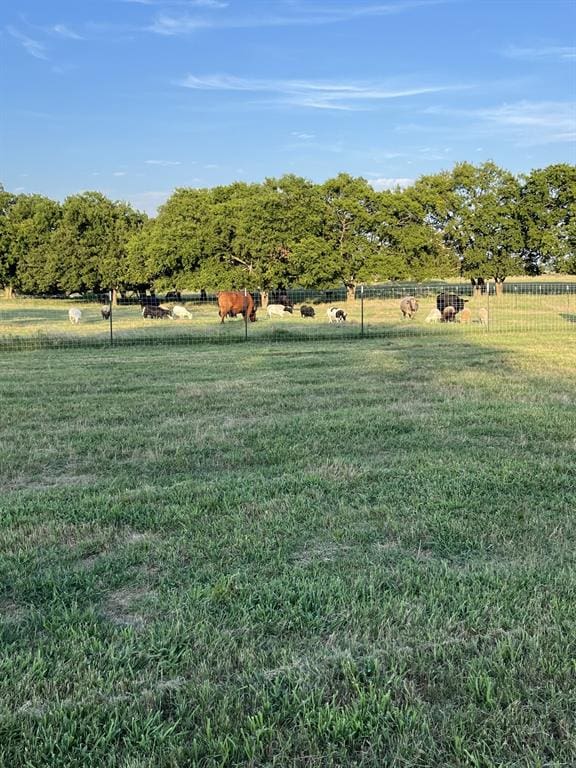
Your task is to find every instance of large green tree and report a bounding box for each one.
[0,187,19,298]
[126,187,215,291]
[448,162,524,292]
[47,192,145,295]
[0,190,62,297]
[374,187,458,281]
[314,173,381,300]
[519,164,576,274]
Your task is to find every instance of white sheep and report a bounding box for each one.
[171,305,193,319]
[267,303,292,318]
[478,308,489,326]
[424,308,442,323]
[327,307,347,323]
[68,308,82,324]
[399,296,419,319]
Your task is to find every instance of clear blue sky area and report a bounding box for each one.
[2,0,575,214]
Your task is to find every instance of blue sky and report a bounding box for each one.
[1,0,575,215]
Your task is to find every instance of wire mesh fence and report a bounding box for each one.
[0,282,575,351]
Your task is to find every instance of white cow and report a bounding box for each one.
[68,308,82,324]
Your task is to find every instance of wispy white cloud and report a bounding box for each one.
[145,159,182,166]
[177,73,467,111]
[425,100,576,145]
[503,44,576,61]
[369,177,415,191]
[113,171,128,176]
[148,1,446,34]
[51,24,85,40]
[291,131,316,140]
[477,101,576,144]
[6,26,49,60]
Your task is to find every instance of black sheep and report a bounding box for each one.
[436,292,466,314]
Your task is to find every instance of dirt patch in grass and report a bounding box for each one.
[101,586,156,629]
[0,599,29,624]
[2,472,96,492]
[293,541,352,565]
[312,460,368,482]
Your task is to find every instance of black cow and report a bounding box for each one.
[300,305,315,318]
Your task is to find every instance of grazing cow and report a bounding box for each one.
[327,307,347,323]
[436,292,466,315]
[217,291,257,323]
[442,306,457,322]
[142,305,172,319]
[171,305,193,319]
[458,307,472,324]
[101,305,111,321]
[68,308,82,324]
[424,308,442,323]
[400,296,419,319]
[478,307,489,326]
[267,303,293,318]
[300,305,315,318]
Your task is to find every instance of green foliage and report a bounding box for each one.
[1,160,575,296]
[519,164,576,274]
[446,162,524,282]
[47,192,145,293]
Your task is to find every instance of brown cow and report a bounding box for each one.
[217,291,257,323]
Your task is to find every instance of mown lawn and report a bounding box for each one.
[1,333,575,767]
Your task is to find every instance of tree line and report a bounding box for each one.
[1,161,574,301]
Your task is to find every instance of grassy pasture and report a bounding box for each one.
[0,291,575,349]
[1,332,576,766]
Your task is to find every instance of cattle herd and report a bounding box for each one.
[66,291,488,328]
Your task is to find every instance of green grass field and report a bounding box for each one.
[1,290,575,350]
[1,333,575,767]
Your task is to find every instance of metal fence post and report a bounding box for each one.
[109,289,113,346]
[360,284,364,338]
[244,288,248,341]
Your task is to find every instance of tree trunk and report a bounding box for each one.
[260,290,269,308]
[3,285,15,299]
[495,277,505,296]
[111,288,118,307]
[346,283,356,303]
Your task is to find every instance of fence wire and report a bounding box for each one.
[1,283,575,351]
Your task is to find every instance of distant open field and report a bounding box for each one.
[1,289,575,349]
[1,332,575,766]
